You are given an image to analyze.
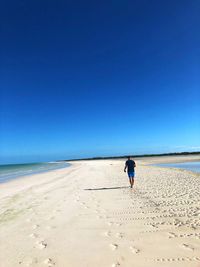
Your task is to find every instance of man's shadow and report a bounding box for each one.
[84,186,129,191]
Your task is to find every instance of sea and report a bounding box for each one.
[0,161,70,183]
[156,161,200,174]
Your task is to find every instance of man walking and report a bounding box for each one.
[124,156,136,188]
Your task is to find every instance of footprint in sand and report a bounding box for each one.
[104,231,111,237]
[181,243,194,251]
[110,244,118,250]
[168,232,177,238]
[44,258,55,266]
[112,262,120,267]
[130,246,140,254]
[116,233,124,238]
[36,240,47,249]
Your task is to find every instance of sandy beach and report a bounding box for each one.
[0,155,200,267]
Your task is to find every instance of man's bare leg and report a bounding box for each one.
[131,177,134,188]
[129,178,132,188]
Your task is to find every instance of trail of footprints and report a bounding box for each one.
[101,191,200,266]
[168,231,200,239]
[22,211,56,266]
[153,256,200,262]
[21,194,71,266]
[78,191,142,266]
[106,231,141,266]
[89,191,200,266]
[104,217,141,266]
[30,224,55,266]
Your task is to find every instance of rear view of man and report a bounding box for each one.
[124,156,136,188]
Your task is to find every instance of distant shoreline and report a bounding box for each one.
[61,151,200,162]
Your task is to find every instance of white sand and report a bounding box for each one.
[0,156,200,267]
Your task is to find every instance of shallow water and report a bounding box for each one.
[156,161,200,173]
[0,161,70,183]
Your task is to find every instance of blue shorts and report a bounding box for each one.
[128,171,135,177]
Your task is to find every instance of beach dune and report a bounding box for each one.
[0,156,200,267]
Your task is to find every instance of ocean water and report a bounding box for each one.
[156,161,200,173]
[0,161,70,183]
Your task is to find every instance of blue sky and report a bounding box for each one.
[0,0,200,164]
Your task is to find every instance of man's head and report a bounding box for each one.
[128,156,131,160]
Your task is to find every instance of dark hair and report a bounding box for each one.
[128,156,131,159]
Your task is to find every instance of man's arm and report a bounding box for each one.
[124,162,127,172]
[133,161,136,167]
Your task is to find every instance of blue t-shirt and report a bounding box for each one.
[126,160,135,172]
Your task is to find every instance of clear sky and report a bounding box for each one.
[0,0,200,164]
